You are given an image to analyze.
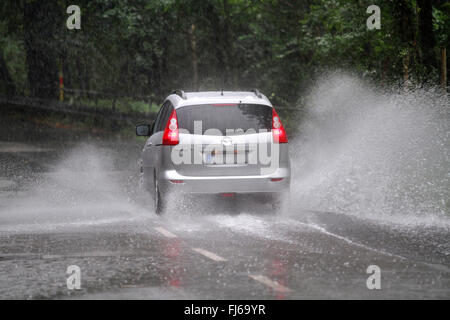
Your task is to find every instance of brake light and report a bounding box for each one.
[272,108,288,143]
[162,110,179,145]
[220,193,235,197]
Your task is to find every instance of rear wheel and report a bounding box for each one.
[271,195,282,211]
[137,161,152,208]
[154,179,166,215]
[271,190,291,212]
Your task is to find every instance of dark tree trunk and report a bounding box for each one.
[151,52,162,101]
[395,0,414,44]
[394,0,414,81]
[75,56,85,97]
[205,2,226,89]
[417,0,437,72]
[0,51,16,97]
[188,24,199,91]
[83,54,91,99]
[160,38,169,96]
[23,0,60,100]
[441,47,447,91]
[223,0,237,89]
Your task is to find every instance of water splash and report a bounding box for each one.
[291,72,449,227]
[0,144,146,230]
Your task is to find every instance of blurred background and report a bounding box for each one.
[0,1,449,300]
[0,0,448,137]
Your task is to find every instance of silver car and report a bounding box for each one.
[136,90,291,214]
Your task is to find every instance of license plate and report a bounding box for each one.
[203,150,223,164]
[202,148,248,165]
[204,153,214,164]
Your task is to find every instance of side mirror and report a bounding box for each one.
[136,124,151,136]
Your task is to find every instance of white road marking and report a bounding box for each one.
[0,142,51,153]
[0,253,41,259]
[192,248,227,262]
[249,275,292,293]
[0,216,144,233]
[42,251,120,259]
[154,227,177,238]
[286,219,407,260]
[0,179,15,189]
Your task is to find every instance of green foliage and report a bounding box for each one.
[433,4,450,46]
[72,97,159,114]
[0,20,27,94]
[0,0,447,111]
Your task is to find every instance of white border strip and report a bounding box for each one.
[249,275,292,293]
[192,248,227,262]
[154,227,177,238]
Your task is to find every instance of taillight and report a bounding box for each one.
[272,108,288,143]
[220,193,235,197]
[162,110,179,145]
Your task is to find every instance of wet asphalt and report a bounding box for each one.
[0,119,449,300]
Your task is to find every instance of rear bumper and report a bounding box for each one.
[158,167,290,194]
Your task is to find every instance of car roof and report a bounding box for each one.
[165,91,273,109]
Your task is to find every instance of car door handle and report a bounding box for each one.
[146,142,153,147]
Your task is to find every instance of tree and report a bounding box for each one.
[0,0,447,107]
[418,0,438,74]
[23,0,62,99]
[0,51,16,96]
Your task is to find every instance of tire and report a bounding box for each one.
[154,179,166,215]
[271,195,282,212]
[284,189,292,213]
[136,161,152,208]
[271,190,291,213]
[138,161,145,190]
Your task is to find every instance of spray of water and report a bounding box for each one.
[1,75,448,233]
[290,72,449,227]
[0,144,145,231]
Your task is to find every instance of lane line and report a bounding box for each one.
[249,275,292,293]
[42,251,120,259]
[0,216,145,233]
[285,218,407,260]
[0,179,16,189]
[0,253,41,260]
[192,248,227,262]
[289,219,450,274]
[0,142,51,153]
[154,227,177,238]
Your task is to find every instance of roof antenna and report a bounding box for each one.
[221,74,224,96]
[251,88,262,99]
[172,89,187,99]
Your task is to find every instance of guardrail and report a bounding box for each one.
[0,94,157,122]
[0,90,304,128]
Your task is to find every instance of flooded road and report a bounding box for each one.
[0,138,448,299]
[1,75,449,299]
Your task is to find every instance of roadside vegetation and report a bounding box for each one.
[0,0,448,135]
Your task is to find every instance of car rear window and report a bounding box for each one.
[176,104,272,135]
